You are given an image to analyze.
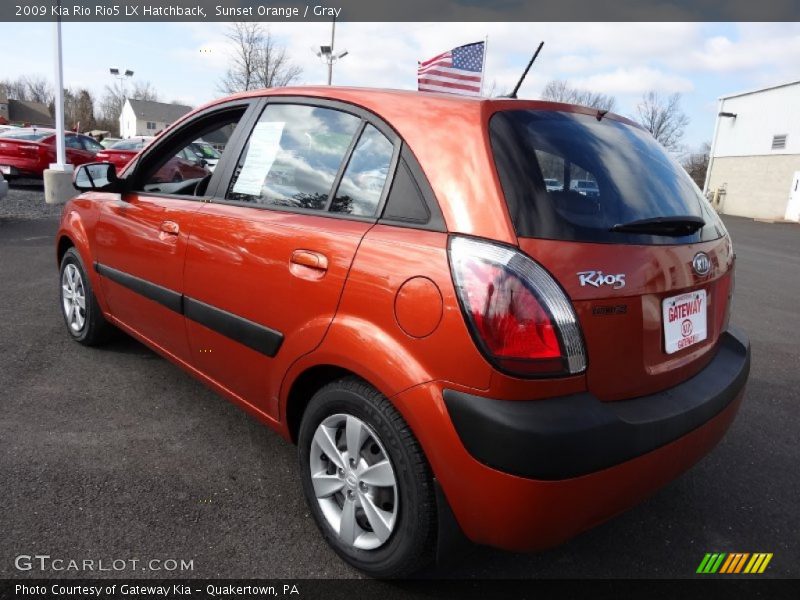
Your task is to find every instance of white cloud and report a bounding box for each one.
[571,67,694,95]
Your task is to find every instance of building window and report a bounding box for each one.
[772,134,787,150]
[146,121,156,130]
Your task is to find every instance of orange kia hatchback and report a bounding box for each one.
[57,88,750,577]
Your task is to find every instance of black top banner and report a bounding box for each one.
[2,0,800,22]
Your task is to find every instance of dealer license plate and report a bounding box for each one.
[662,289,707,354]
[0,166,10,175]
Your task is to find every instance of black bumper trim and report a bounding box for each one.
[444,327,750,480]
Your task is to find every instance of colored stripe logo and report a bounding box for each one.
[697,553,773,574]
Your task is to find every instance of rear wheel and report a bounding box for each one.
[59,248,113,345]
[298,377,436,577]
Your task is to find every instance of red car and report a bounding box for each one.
[0,128,103,178]
[96,137,210,182]
[56,88,749,577]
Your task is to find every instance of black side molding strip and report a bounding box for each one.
[444,327,750,480]
[184,297,283,358]
[95,262,183,314]
[94,262,283,358]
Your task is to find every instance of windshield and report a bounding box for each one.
[489,110,725,245]
[110,139,145,151]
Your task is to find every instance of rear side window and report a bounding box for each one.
[489,110,725,244]
[227,104,360,210]
[330,124,394,216]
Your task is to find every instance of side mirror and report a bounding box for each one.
[73,162,121,192]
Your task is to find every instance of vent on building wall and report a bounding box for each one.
[772,134,787,150]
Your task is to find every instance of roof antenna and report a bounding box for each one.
[506,41,544,99]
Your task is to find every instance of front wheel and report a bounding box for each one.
[298,377,436,577]
[59,247,113,345]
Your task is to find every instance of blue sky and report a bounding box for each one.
[1,21,798,151]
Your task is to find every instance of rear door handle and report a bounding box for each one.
[160,221,180,235]
[290,250,328,271]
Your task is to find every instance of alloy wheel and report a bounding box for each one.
[309,413,399,550]
[61,263,86,333]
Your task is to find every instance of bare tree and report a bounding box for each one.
[635,91,690,152]
[541,80,617,111]
[682,141,711,188]
[255,30,302,88]
[24,76,54,106]
[99,79,160,129]
[0,76,54,106]
[219,22,301,93]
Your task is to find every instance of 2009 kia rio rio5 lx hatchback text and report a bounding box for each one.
[56,88,750,577]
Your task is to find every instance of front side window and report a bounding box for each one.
[330,125,394,216]
[81,136,104,153]
[226,104,360,210]
[132,107,246,194]
[64,135,82,150]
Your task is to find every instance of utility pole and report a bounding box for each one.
[44,0,75,205]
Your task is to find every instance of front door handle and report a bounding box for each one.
[290,250,329,273]
[160,221,180,235]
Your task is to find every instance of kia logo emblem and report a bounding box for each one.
[692,252,711,276]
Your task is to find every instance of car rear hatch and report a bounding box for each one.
[489,108,734,401]
[0,138,45,162]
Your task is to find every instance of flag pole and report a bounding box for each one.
[480,35,489,96]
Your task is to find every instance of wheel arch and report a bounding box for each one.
[284,364,362,444]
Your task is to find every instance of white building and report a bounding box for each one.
[119,98,192,139]
[704,80,800,221]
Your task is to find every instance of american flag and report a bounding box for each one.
[417,41,485,97]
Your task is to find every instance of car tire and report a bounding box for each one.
[59,247,113,345]
[298,377,436,577]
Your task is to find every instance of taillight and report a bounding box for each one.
[449,236,586,377]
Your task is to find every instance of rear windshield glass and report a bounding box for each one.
[489,110,725,245]
[0,130,51,142]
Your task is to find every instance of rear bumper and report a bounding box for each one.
[444,327,750,480]
[391,327,749,552]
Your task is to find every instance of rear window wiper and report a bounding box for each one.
[610,216,705,236]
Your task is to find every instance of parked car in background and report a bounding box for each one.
[0,125,20,136]
[544,177,563,191]
[0,172,8,199]
[0,129,103,178]
[570,178,600,198]
[100,137,121,149]
[57,88,749,577]
[95,137,210,183]
[188,140,221,171]
[94,137,154,173]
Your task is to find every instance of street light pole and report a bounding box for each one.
[313,17,348,86]
[44,0,76,205]
[52,0,67,170]
[328,17,335,85]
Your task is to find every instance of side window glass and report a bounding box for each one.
[64,135,82,150]
[82,137,103,153]
[226,104,360,210]
[138,113,242,193]
[330,125,393,216]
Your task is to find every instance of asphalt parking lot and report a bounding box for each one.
[1,184,798,580]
